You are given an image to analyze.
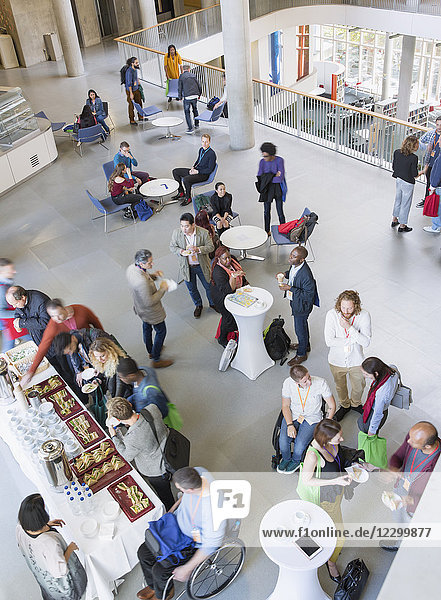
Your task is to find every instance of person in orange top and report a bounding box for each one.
[21,299,103,386]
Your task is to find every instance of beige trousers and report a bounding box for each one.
[329,363,365,408]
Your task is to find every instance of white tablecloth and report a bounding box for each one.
[0,365,164,600]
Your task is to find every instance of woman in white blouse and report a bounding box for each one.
[16,494,87,600]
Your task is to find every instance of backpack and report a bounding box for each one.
[278,212,319,243]
[120,64,129,86]
[207,96,220,111]
[288,217,307,242]
[263,316,291,365]
[144,512,195,564]
[135,200,154,221]
[194,194,212,213]
[141,408,191,479]
[271,410,284,470]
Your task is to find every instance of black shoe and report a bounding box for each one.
[416,199,425,208]
[172,192,184,200]
[398,225,412,232]
[325,562,341,583]
[194,306,202,319]
[130,121,138,126]
[391,221,399,228]
[180,198,192,206]
[334,406,351,421]
[352,405,364,414]
[168,97,172,103]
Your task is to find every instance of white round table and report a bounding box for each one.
[151,116,183,140]
[220,225,268,261]
[225,286,274,380]
[139,178,179,212]
[260,500,336,600]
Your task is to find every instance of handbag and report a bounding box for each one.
[357,432,387,469]
[334,558,369,600]
[163,402,183,432]
[141,408,191,479]
[135,200,154,221]
[296,446,322,505]
[88,384,107,430]
[390,372,412,410]
[423,191,439,217]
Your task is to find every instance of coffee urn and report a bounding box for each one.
[38,439,73,491]
[0,358,15,406]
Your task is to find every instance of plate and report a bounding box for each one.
[46,388,82,420]
[82,368,96,381]
[181,250,192,256]
[82,381,99,394]
[345,465,369,484]
[66,411,106,449]
[107,474,155,522]
[382,491,403,511]
[70,440,117,476]
[76,452,131,494]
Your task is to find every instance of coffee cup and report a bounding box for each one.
[293,510,310,526]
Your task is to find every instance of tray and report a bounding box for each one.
[46,388,82,420]
[66,411,106,449]
[25,375,65,397]
[4,341,50,379]
[107,474,156,522]
[77,453,132,494]
[70,440,117,476]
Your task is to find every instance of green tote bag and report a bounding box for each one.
[358,432,388,469]
[296,446,322,506]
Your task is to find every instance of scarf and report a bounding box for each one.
[362,372,391,423]
[218,257,244,288]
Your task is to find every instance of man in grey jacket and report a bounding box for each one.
[126,249,173,369]
[178,64,202,134]
[170,213,215,318]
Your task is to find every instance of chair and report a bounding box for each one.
[192,188,241,226]
[166,79,179,109]
[102,161,114,193]
[191,163,218,197]
[197,102,227,126]
[71,124,108,156]
[86,190,136,233]
[34,111,66,132]
[132,101,162,128]
[102,101,115,131]
[270,207,316,263]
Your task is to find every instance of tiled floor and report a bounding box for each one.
[1,41,440,600]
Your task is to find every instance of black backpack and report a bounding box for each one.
[207,96,220,111]
[264,316,291,365]
[120,64,129,86]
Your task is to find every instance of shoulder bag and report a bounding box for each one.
[334,558,369,600]
[390,371,412,410]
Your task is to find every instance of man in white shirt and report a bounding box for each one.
[324,290,371,422]
[277,365,336,474]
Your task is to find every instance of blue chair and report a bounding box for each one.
[103,161,114,193]
[102,101,115,130]
[270,207,316,263]
[167,79,179,101]
[71,124,108,156]
[132,101,162,128]
[192,188,241,226]
[86,190,136,233]
[191,163,218,197]
[197,103,226,126]
[34,111,66,132]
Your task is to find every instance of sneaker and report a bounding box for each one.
[194,123,200,129]
[168,97,172,103]
[285,459,301,473]
[390,221,399,228]
[172,192,184,200]
[180,198,192,206]
[423,226,441,233]
[276,459,291,474]
[334,406,351,421]
[398,225,412,232]
[185,129,194,134]
[416,199,425,208]
[123,208,133,220]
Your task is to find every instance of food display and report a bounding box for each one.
[46,388,82,419]
[66,412,106,449]
[5,341,49,378]
[107,474,155,522]
[71,440,116,475]
[77,453,131,493]
[26,375,64,397]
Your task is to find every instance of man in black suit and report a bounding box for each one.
[279,246,319,366]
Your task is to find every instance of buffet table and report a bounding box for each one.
[0,364,164,600]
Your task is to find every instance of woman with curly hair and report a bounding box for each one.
[324,290,372,422]
[256,142,286,235]
[391,135,422,232]
[89,338,131,398]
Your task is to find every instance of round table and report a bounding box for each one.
[220,225,268,261]
[260,500,336,600]
[151,116,183,140]
[224,286,274,380]
[139,178,179,212]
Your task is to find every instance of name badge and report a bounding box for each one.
[431,151,436,157]
[403,478,410,492]
[287,291,293,301]
[191,527,202,544]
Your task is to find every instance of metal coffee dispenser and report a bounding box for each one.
[38,439,73,490]
[0,358,15,406]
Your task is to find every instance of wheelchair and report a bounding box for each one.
[161,536,246,600]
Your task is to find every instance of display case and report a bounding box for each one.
[0,87,39,149]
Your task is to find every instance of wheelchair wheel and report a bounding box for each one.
[187,539,246,599]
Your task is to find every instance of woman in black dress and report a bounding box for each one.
[211,245,247,347]
[210,182,233,236]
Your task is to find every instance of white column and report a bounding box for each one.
[51,0,84,77]
[138,0,157,29]
[381,32,393,100]
[220,0,254,150]
[396,35,416,122]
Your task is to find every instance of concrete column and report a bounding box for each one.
[51,0,84,76]
[381,32,393,100]
[220,0,255,150]
[138,0,157,29]
[396,35,416,122]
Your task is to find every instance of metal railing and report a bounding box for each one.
[116,4,430,171]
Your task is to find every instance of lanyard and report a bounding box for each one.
[343,316,355,338]
[296,385,310,412]
[189,490,203,527]
[409,444,440,473]
[322,445,341,470]
[195,148,208,167]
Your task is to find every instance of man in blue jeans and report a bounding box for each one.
[178,64,202,134]
[277,365,336,474]
[170,213,215,319]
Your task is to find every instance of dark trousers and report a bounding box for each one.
[425,165,433,199]
[172,168,209,199]
[185,265,213,306]
[183,98,199,130]
[263,183,285,233]
[218,307,237,347]
[143,320,166,362]
[145,474,175,511]
[138,543,195,597]
[113,193,156,210]
[293,313,310,357]
[126,88,142,122]
[358,409,388,435]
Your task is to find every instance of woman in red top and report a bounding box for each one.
[109,163,148,219]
